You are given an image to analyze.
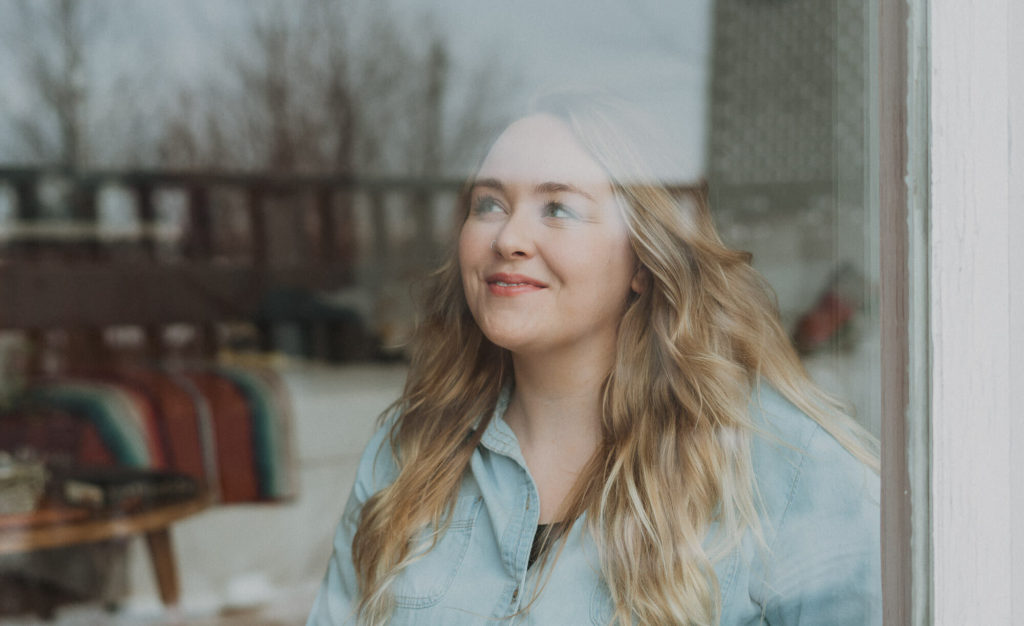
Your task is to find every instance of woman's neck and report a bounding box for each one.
[504,341,612,522]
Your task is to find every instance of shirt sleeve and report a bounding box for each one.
[755,424,882,625]
[306,420,398,626]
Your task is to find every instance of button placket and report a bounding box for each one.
[512,472,535,613]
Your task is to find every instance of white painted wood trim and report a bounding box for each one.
[904,2,932,622]
[1010,0,1024,619]
[929,2,1015,623]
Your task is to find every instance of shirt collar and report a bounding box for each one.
[476,383,528,464]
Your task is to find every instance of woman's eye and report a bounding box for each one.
[472,195,503,215]
[543,202,575,219]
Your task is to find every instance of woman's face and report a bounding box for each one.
[459,114,640,358]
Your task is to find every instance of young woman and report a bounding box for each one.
[308,94,880,625]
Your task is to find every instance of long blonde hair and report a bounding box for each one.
[351,93,878,625]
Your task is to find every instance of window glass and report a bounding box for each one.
[707,0,880,434]
[0,0,879,621]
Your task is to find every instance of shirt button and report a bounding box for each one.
[511,586,519,602]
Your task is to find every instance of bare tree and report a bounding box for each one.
[0,0,164,170]
[156,0,512,177]
[158,1,344,173]
[0,0,99,168]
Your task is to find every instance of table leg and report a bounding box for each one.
[144,527,180,607]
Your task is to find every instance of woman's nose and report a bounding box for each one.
[492,210,535,259]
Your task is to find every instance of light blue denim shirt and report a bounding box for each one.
[308,386,880,625]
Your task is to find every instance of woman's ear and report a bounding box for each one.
[630,265,650,294]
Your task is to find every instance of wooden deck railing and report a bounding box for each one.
[0,167,464,361]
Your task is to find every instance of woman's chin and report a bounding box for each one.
[480,329,540,355]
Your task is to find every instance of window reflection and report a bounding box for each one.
[708,0,879,434]
[0,0,878,622]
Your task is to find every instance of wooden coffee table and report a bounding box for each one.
[0,492,211,608]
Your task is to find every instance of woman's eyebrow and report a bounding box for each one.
[535,181,596,202]
[471,178,505,194]
[470,178,596,202]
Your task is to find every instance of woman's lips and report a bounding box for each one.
[485,272,547,296]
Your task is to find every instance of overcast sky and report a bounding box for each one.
[0,0,712,179]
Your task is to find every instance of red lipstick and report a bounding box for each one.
[485,272,547,296]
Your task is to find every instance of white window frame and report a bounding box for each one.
[881,1,1024,622]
